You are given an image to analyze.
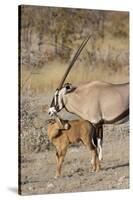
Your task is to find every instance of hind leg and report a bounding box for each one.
[96,155,101,171]
[90,149,97,171]
[96,125,103,161]
[82,135,96,172]
[82,126,101,172]
[90,148,101,171]
[97,138,103,161]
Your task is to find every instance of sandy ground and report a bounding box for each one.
[20,122,129,195]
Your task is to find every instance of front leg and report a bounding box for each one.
[55,150,66,178]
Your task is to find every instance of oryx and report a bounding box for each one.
[48,81,129,125]
[48,35,129,160]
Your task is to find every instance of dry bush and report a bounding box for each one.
[21,32,129,95]
[20,91,51,153]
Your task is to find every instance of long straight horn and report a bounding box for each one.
[58,34,92,89]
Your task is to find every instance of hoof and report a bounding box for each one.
[54,175,60,179]
[96,168,100,172]
[90,167,96,172]
[91,169,96,173]
[90,164,96,172]
[99,157,103,161]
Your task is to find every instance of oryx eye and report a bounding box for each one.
[55,105,59,111]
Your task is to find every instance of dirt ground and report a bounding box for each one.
[20,122,129,195]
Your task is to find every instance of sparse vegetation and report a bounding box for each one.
[20,6,129,95]
[20,92,51,153]
[19,6,129,195]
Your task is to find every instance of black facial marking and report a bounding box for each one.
[50,97,55,107]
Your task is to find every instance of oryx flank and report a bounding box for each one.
[48,81,129,125]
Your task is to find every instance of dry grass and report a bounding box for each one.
[21,36,129,94]
[21,62,128,94]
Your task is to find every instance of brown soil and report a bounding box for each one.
[20,122,129,195]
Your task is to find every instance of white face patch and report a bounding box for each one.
[58,88,66,110]
[54,90,58,106]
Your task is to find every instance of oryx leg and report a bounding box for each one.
[97,138,103,160]
[96,125,103,161]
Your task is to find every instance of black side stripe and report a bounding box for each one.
[103,108,129,124]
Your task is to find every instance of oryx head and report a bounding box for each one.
[48,83,73,116]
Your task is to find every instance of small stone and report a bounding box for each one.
[118,176,126,185]
[47,183,54,189]
[28,186,32,191]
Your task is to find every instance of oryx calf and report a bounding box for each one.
[47,118,103,178]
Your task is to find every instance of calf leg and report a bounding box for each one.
[90,149,100,172]
[90,149,97,171]
[55,149,67,178]
[83,126,101,172]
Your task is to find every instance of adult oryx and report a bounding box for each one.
[48,81,129,125]
[48,35,129,160]
[48,34,129,125]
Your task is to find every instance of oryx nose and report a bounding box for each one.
[48,111,51,115]
[48,110,54,116]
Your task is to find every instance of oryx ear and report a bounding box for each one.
[55,88,59,93]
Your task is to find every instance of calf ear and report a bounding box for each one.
[56,117,64,129]
[64,122,71,130]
